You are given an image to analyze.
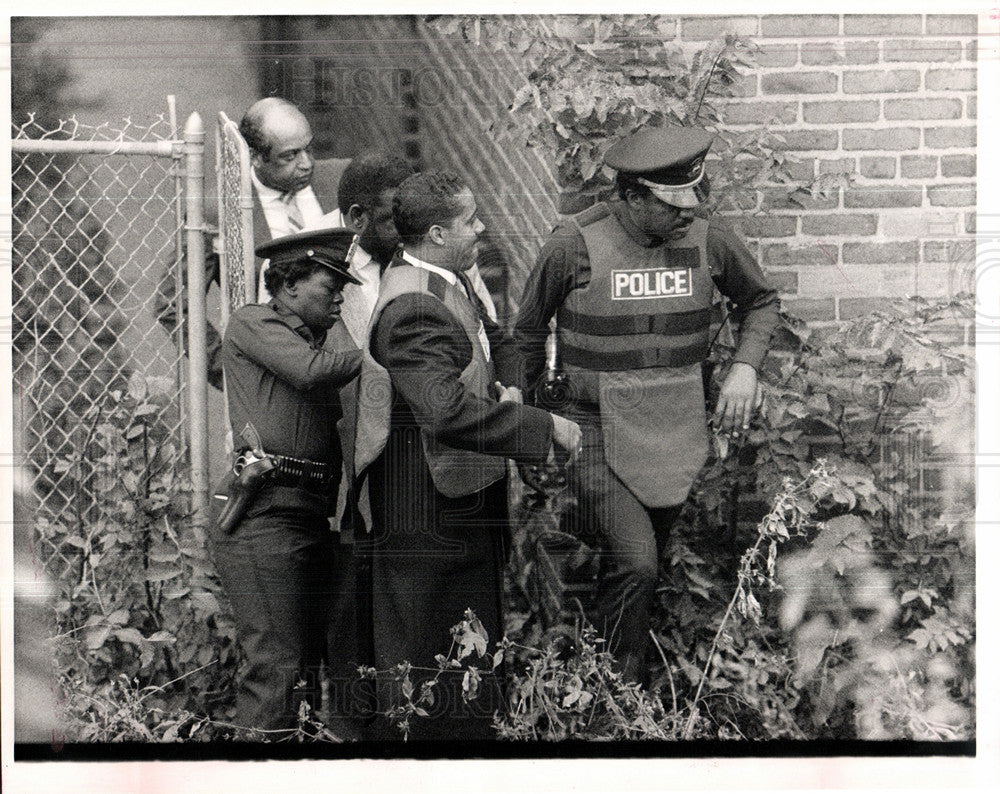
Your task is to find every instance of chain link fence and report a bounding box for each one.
[11,113,207,584]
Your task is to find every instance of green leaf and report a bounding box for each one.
[127,372,148,402]
[85,625,111,650]
[114,627,145,647]
[462,668,481,701]
[144,564,183,582]
[133,403,160,419]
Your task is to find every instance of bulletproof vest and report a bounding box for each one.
[556,203,714,507]
[353,263,506,499]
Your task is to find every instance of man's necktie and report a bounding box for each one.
[458,271,486,320]
[282,192,304,232]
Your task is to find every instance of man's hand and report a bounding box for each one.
[712,362,762,436]
[550,413,583,465]
[494,381,523,404]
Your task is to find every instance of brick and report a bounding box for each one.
[802,214,878,236]
[925,69,976,91]
[785,298,836,322]
[843,15,922,35]
[967,96,976,119]
[924,126,976,149]
[680,16,759,38]
[860,157,896,179]
[842,241,919,264]
[967,40,977,62]
[762,71,838,95]
[839,298,896,320]
[761,15,839,37]
[913,261,960,300]
[884,39,962,63]
[922,240,976,263]
[941,154,976,178]
[762,187,839,211]
[927,15,977,35]
[966,213,976,234]
[739,216,798,238]
[783,159,817,182]
[927,184,976,207]
[773,129,839,151]
[800,40,879,66]
[722,101,798,126]
[764,269,799,293]
[819,158,857,175]
[803,100,878,124]
[755,43,798,68]
[900,155,938,179]
[729,74,758,98]
[883,211,959,238]
[844,70,921,94]
[842,127,920,150]
[823,264,917,297]
[844,186,922,209]
[762,243,836,268]
[884,98,963,120]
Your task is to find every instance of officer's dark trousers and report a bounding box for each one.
[209,484,358,734]
[564,407,682,684]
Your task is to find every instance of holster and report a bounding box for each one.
[213,453,277,534]
[535,368,572,412]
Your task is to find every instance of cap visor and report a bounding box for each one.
[320,263,362,286]
[647,185,702,209]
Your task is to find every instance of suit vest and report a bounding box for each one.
[354,264,507,498]
[556,203,714,507]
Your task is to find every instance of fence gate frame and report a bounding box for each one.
[11,111,211,539]
[216,111,257,327]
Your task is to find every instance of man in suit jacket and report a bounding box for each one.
[353,171,581,741]
[155,97,350,388]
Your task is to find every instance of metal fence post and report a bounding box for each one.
[183,111,210,541]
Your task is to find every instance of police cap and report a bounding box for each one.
[255,227,362,285]
[605,126,714,208]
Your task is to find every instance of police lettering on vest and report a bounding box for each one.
[611,268,692,300]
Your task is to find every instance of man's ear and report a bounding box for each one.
[346,204,368,233]
[427,224,446,246]
[250,151,263,170]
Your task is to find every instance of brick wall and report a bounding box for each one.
[268,14,978,329]
[689,13,978,327]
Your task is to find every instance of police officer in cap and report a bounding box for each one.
[211,227,364,734]
[512,125,779,683]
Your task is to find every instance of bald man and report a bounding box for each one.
[155,98,350,388]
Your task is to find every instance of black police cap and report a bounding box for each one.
[605,126,715,208]
[255,227,362,285]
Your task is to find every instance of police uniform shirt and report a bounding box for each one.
[222,299,362,462]
[512,200,779,392]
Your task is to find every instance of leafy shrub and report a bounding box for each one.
[37,375,240,740]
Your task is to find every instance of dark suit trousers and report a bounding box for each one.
[209,485,359,734]
[365,426,507,742]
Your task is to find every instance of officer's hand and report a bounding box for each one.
[712,362,760,437]
[550,413,583,465]
[495,381,524,404]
